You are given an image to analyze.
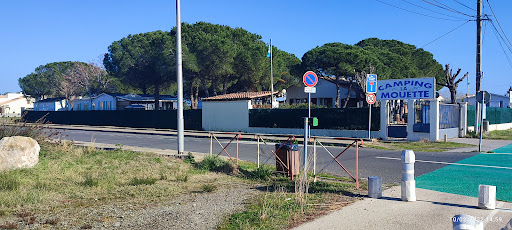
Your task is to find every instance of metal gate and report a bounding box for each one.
[387,100,408,138]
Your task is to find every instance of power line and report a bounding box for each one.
[452,0,476,12]
[423,0,476,18]
[421,20,471,48]
[376,0,469,21]
[486,0,512,49]
[400,0,468,20]
[489,20,512,54]
[489,21,512,70]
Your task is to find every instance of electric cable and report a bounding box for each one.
[489,21,512,70]
[421,20,471,48]
[423,0,476,18]
[486,0,512,49]
[376,0,469,21]
[452,0,476,12]
[400,0,468,20]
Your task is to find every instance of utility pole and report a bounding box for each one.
[270,39,274,108]
[475,0,483,133]
[176,0,185,155]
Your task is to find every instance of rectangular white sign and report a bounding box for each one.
[304,87,316,93]
[376,77,435,100]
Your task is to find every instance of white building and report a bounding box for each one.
[0,93,34,117]
[201,91,277,131]
[458,90,512,108]
[286,78,358,108]
[72,93,117,111]
[33,97,67,111]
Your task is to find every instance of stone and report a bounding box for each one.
[0,136,40,171]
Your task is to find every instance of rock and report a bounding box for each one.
[0,136,40,171]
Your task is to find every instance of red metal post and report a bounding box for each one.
[236,133,239,166]
[356,140,359,189]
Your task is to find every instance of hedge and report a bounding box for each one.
[23,110,202,130]
[249,107,380,130]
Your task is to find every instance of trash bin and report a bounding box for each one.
[275,143,299,177]
[483,120,489,133]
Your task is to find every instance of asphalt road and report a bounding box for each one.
[57,128,478,184]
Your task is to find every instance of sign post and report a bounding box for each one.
[366,74,377,139]
[476,91,490,152]
[302,71,318,171]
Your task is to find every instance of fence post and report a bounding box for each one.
[209,133,213,155]
[236,133,239,166]
[401,149,416,201]
[257,135,260,168]
[356,140,359,189]
[313,137,317,182]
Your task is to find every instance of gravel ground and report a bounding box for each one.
[6,183,258,230]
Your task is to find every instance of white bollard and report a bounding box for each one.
[452,214,476,230]
[475,221,484,230]
[368,176,382,198]
[478,184,496,210]
[401,150,416,201]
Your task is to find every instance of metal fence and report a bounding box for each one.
[439,104,459,129]
[413,100,430,132]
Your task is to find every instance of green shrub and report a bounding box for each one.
[201,184,216,193]
[80,174,99,187]
[129,177,158,186]
[196,155,234,174]
[245,165,274,181]
[0,173,20,191]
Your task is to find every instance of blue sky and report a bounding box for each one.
[1,0,511,97]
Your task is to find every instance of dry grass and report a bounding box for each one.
[0,141,236,217]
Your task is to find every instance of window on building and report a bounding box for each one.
[100,102,104,110]
[107,101,111,110]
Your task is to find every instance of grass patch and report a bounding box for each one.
[364,140,474,152]
[484,129,512,140]
[195,155,235,174]
[129,177,159,186]
[219,178,361,230]
[0,142,234,220]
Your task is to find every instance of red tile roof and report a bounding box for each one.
[202,91,278,101]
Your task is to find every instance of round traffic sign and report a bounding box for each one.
[366,93,376,105]
[303,71,318,87]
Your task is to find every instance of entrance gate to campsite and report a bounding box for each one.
[378,78,437,140]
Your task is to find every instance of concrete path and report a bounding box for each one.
[294,186,512,230]
[447,138,512,152]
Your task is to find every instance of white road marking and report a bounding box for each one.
[375,156,512,170]
[485,202,504,224]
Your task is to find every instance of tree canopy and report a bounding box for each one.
[302,38,444,107]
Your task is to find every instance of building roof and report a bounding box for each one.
[117,93,177,102]
[202,91,277,101]
[36,97,66,103]
[0,97,24,106]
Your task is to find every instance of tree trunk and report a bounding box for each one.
[222,76,229,95]
[194,86,199,109]
[450,87,457,104]
[212,80,218,96]
[200,76,209,98]
[154,84,160,110]
[335,76,340,108]
[342,83,353,108]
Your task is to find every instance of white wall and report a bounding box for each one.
[92,94,116,110]
[34,100,67,111]
[0,97,33,117]
[202,100,251,132]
